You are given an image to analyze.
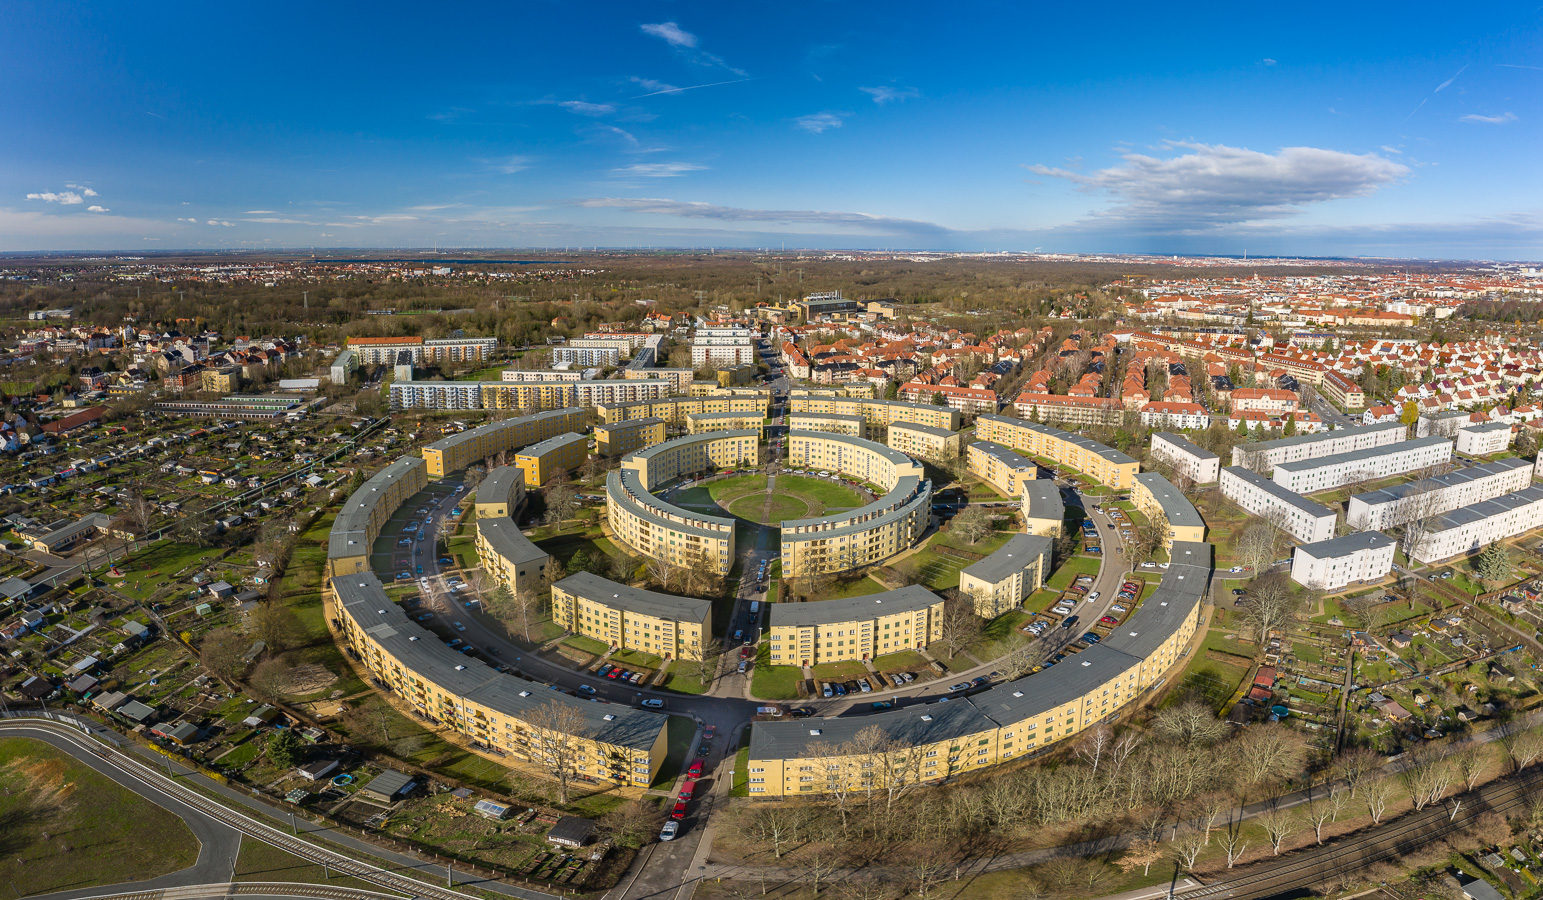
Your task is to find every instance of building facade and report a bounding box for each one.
[1150,432,1221,485]
[1231,421,1406,473]
[788,412,866,437]
[1270,437,1451,494]
[549,572,712,661]
[475,517,551,597]
[1456,422,1511,456]
[1290,532,1396,591]
[594,418,667,458]
[421,408,584,478]
[886,421,964,461]
[966,441,1039,498]
[1133,472,1208,548]
[326,457,429,576]
[765,585,945,666]
[473,466,527,520]
[1345,458,1532,531]
[974,414,1139,489]
[958,533,1053,617]
[514,432,589,487]
[1219,466,1338,543]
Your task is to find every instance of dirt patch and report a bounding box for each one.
[3,756,77,808]
[1206,648,1255,667]
[279,663,339,695]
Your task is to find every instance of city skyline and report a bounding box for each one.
[3,1,1542,258]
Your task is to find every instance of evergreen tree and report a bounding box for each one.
[1475,542,1511,585]
[268,728,306,767]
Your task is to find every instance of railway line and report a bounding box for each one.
[0,714,557,900]
[75,884,408,900]
[1178,766,1543,900]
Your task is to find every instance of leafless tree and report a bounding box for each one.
[1257,806,1297,855]
[1220,812,1250,868]
[644,553,676,592]
[1302,790,1335,845]
[1333,746,1383,797]
[906,842,952,899]
[741,803,808,859]
[1238,572,1297,658]
[1450,743,1492,793]
[1362,775,1395,824]
[1132,509,1169,564]
[1118,837,1164,877]
[1152,699,1230,748]
[1236,523,1278,578]
[801,847,840,898]
[1500,724,1543,772]
[1230,725,1309,797]
[935,596,983,659]
[951,505,994,545]
[543,480,577,526]
[488,583,544,642]
[997,639,1051,680]
[599,798,663,848]
[521,700,593,805]
[1168,825,1208,871]
[199,627,251,680]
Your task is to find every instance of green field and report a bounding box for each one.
[232,836,378,891]
[1046,555,1102,590]
[671,472,866,526]
[727,492,811,521]
[105,541,224,600]
[0,737,200,894]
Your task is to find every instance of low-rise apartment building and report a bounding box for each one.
[1290,532,1396,591]
[549,572,712,661]
[597,395,769,427]
[1220,466,1337,543]
[606,469,735,576]
[765,585,945,666]
[1456,421,1511,456]
[967,441,1039,498]
[974,414,1139,489]
[1133,472,1208,547]
[621,431,760,485]
[326,456,429,576]
[1021,481,1066,536]
[347,336,498,365]
[475,516,551,597]
[958,534,1053,618]
[787,396,962,431]
[685,411,766,435]
[886,421,964,461]
[1231,421,1405,473]
[420,407,584,478]
[1150,432,1221,485]
[1345,458,1532,531]
[1409,484,1543,563]
[788,412,866,437]
[551,345,621,367]
[1270,437,1451,494]
[1229,388,1299,414]
[473,466,527,520]
[593,418,666,458]
[514,432,588,487]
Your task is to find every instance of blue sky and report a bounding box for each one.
[3,1,1542,258]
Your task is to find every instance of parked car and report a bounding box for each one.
[679,780,696,801]
[660,820,679,841]
[1099,615,1119,625]
[857,679,871,692]
[871,700,894,710]
[641,698,665,708]
[453,621,465,631]
[1052,605,1074,615]
[822,683,833,698]
[688,758,705,777]
[948,682,971,692]
[577,684,595,695]
[671,802,688,820]
[737,660,749,674]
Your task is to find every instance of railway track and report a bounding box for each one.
[1178,767,1543,900]
[1,716,556,900]
[73,882,412,900]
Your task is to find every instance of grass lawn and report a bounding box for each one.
[814,575,889,600]
[1046,556,1102,590]
[660,669,712,695]
[0,736,200,895]
[753,646,805,699]
[811,660,869,679]
[775,474,864,508]
[872,649,928,672]
[731,746,750,797]
[1178,627,1254,710]
[1025,587,1062,613]
[561,634,610,656]
[727,492,809,522]
[609,648,664,668]
[231,836,379,891]
[106,540,223,600]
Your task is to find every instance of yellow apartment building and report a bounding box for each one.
[594,417,666,458]
[474,516,551,597]
[473,466,527,519]
[606,468,736,576]
[685,411,766,435]
[764,585,945,665]
[514,432,588,487]
[957,533,1053,617]
[788,396,962,431]
[788,412,866,437]
[325,456,428,576]
[549,571,713,660]
[887,421,964,461]
[974,413,1138,490]
[1133,472,1208,548]
[421,408,584,477]
[966,440,1040,498]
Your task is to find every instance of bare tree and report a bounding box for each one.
[199,627,251,680]
[1257,806,1297,855]
[1238,572,1297,658]
[1500,724,1543,772]
[950,505,994,545]
[488,583,544,642]
[1168,825,1208,871]
[905,842,952,899]
[521,700,593,805]
[1393,485,1446,562]
[246,600,305,652]
[543,480,578,526]
[1152,699,1230,748]
[1332,746,1383,797]
[599,798,663,848]
[1220,813,1250,868]
[935,596,983,659]
[741,803,807,859]
[997,639,1051,680]
[801,847,840,898]
[1132,510,1169,564]
[1362,775,1395,824]
[1118,838,1164,877]
[1236,523,1278,578]
[1302,790,1335,845]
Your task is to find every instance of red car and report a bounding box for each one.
[671,801,688,820]
[1099,615,1120,625]
[678,779,696,801]
[688,758,705,777]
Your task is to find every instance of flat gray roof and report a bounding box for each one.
[1433,483,1543,531]
[790,412,865,424]
[1154,432,1218,461]
[969,440,1036,470]
[424,408,582,455]
[1022,480,1065,521]
[1272,436,1450,475]
[1135,472,1206,529]
[516,431,587,458]
[595,416,666,433]
[1350,458,1530,508]
[609,469,734,539]
[628,429,760,463]
[333,573,666,751]
[551,571,711,623]
[1235,420,1404,456]
[476,518,549,567]
[749,692,998,761]
[478,466,523,507]
[766,584,941,628]
[786,429,915,468]
[1101,541,1210,661]
[1459,420,1511,434]
[1221,466,1337,518]
[959,533,1052,586]
[889,421,956,438]
[1295,530,1395,560]
[329,456,427,559]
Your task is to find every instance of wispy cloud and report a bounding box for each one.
[629,77,755,99]
[87,205,109,213]
[639,21,746,76]
[1025,141,1408,231]
[26,191,84,205]
[794,111,848,134]
[1460,111,1517,124]
[1261,58,1278,66]
[241,217,315,224]
[207,219,236,227]
[177,217,198,223]
[611,162,706,178]
[1497,63,1543,71]
[859,86,919,104]
[560,100,616,117]
[245,209,277,214]
[578,197,950,237]
[640,22,695,48]
[629,76,679,94]
[1405,64,1470,121]
[482,155,533,174]
[63,184,99,197]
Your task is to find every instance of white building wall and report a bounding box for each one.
[1219,467,1337,543]
[1290,536,1396,591]
[1271,439,1452,494]
[1150,433,1220,485]
[1455,424,1511,456]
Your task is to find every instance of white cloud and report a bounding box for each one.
[859,86,919,104]
[630,76,679,94]
[1025,141,1408,231]
[1261,58,1277,66]
[794,112,847,134]
[641,22,696,48]
[177,217,198,223]
[241,217,314,224]
[26,191,84,205]
[207,219,236,227]
[560,100,616,116]
[483,155,532,174]
[87,205,109,213]
[83,188,98,197]
[245,209,278,214]
[611,162,706,178]
[579,197,950,237]
[1460,111,1517,124]
[64,184,98,196]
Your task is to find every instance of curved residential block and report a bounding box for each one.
[605,469,735,576]
[332,573,668,787]
[326,457,428,577]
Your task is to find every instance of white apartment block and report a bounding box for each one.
[570,379,672,408]
[1346,458,1533,531]
[552,345,622,367]
[1271,437,1452,494]
[1231,421,1405,473]
[1220,466,1337,543]
[1290,531,1396,592]
[690,328,756,367]
[502,367,586,382]
[1417,410,1470,439]
[1455,422,1511,456]
[1150,432,1220,485]
[389,380,484,411]
[1411,484,1543,564]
